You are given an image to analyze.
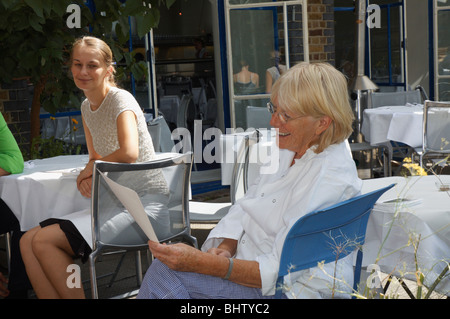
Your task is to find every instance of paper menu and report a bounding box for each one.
[99,171,159,242]
[375,197,423,210]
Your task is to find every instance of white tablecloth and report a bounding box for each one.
[362,175,450,294]
[0,155,90,231]
[361,104,423,147]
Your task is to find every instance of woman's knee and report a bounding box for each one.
[25,225,66,258]
[19,227,39,255]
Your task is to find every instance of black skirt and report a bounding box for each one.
[40,218,92,263]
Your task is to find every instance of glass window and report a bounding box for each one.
[226,1,308,129]
[370,3,404,87]
[435,2,450,100]
[437,9,450,76]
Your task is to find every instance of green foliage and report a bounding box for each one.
[30,135,83,160]
[0,0,174,114]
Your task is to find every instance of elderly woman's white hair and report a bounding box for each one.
[271,62,354,154]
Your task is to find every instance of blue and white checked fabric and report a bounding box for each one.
[137,259,279,299]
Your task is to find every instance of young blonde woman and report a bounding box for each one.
[20,36,169,299]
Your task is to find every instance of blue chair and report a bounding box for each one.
[275,184,395,299]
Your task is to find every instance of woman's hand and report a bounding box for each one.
[148,241,200,273]
[207,247,232,258]
[208,238,237,258]
[77,176,92,198]
[76,160,95,198]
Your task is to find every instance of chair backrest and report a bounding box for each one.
[205,98,218,123]
[246,106,271,130]
[147,116,162,152]
[228,129,274,203]
[155,114,176,152]
[369,90,422,108]
[275,183,395,298]
[91,152,196,251]
[163,77,192,98]
[422,100,450,154]
[177,94,196,130]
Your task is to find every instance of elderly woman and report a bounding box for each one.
[137,62,362,299]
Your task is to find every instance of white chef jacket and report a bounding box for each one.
[202,141,363,298]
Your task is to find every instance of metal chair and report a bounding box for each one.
[369,89,422,108]
[246,106,271,130]
[147,116,162,152]
[275,184,395,299]
[188,131,261,223]
[351,88,425,177]
[0,233,11,275]
[413,100,450,168]
[88,152,197,299]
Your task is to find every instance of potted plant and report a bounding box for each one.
[0,0,175,157]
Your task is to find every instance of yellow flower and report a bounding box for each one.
[50,116,56,120]
[403,163,427,176]
[403,157,412,163]
[71,118,78,125]
[73,126,78,132]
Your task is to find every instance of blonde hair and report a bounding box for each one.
[70,36,117,87]
[271,62,354,153]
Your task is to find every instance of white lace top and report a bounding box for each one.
[81,87,168,195]
[81,86,154,162]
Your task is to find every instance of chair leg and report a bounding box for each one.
[89,252,100,299]
[5,232,11,275]
[107,252,127,288]
[135,251,143,286]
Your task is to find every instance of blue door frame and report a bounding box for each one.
[335,1,407,91]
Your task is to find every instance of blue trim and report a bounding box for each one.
[40,111,82,119]
[191,181,229,196]
[428,0,435,100]
[128,16,136,97]
[85,0,95,33]
[387,6,393,85]
[400,0,407,91]
[375,82,406,87]
[218,1,231,129]
[334,7,354,12]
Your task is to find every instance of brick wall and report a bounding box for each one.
[278,0,335,65]
[308,0,335,65]
[0,79,32,155]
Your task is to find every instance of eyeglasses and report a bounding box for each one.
[267,101,304,124]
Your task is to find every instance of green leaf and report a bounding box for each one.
[28,14,44,32]
[51,0,70,16]
[135,13,156,39]
[24,0,44,18]
[122,0,145,16]
[114,22,129,45]
[165,0,177,9]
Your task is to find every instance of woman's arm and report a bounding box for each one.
[77,110,139,197]
[265,70,273,93]
[148,241,262,288]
